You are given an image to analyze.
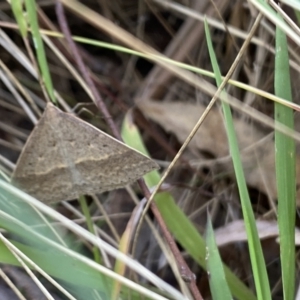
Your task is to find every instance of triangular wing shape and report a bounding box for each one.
[12,103,159,203]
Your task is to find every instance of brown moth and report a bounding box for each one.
[11,103,159,203]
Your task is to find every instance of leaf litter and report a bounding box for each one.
[138,99,300,248]
[138,99,300,205]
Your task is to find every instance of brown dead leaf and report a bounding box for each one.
[214,219,300,246]
[214,220,278,246]
[138,99,300,202]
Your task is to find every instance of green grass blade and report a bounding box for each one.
[24,0,55,102]
[121,113,160,187]
[206,215,232,300]
[78,195,101,264]
[274,21,296,300]
[204,19,271,300]
[11,0,28,38]
[295,10,300,25]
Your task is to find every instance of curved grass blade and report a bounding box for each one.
[206,215,232,300]
[204,19,271,300]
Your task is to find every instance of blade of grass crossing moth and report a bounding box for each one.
[275,21,296,300]
[204,19,271,300]
[206,215,232,300]
[24,0,56,103]
[78,195,101,264]
[122,111,256,300]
